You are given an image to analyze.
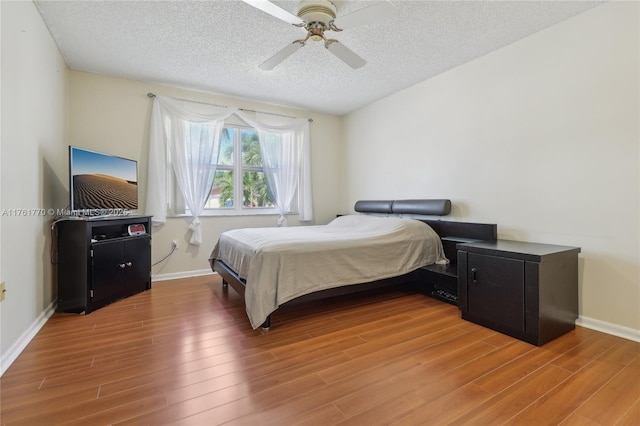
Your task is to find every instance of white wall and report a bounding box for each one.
[0,0,68,373]
[67,71,344,278]
[343,2,639,333]
[0,0,3,373]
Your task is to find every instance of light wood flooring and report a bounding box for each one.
[1,275,638,425]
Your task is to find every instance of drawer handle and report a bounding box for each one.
[119,263,126,269]
[471,268,478,283]
[126,262,133,267]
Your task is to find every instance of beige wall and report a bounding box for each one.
[67,71,344,277]
[343,2,640,332]
[1,0,68,368]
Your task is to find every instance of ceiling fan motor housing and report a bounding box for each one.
[249,0,373,70]
[297,0,337,25]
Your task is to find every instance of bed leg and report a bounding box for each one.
[222,280,228,289]
[261,316,271,330]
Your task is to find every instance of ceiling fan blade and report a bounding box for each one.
[242,0,304,25]
[259,42,305,70]
[332,1,397,30]
[326,41,366,69]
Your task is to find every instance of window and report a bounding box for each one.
[168,123,291,217]
[205,126,277,213]
[149,95,313,227]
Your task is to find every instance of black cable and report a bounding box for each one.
[152,244,177,266]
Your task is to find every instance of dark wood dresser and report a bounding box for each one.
[56,215,152,314]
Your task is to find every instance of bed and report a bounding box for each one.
[209,199,452,329]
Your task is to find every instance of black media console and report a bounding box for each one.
[55,215,152,314]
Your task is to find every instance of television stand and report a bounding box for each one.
[55,215,152,314]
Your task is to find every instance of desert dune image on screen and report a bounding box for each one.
[71,148,138,210]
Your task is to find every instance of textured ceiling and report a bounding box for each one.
[34,0,602,115]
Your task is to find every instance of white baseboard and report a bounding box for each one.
[576,316,640,343]
[152,268,215,282]
[1,300,57,377]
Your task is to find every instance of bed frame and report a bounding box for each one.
[212,199,497,329]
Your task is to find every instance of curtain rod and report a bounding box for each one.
[146,92,312,123]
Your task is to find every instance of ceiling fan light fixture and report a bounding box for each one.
[308,22,326,42]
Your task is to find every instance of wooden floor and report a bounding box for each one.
[1,275,638,425]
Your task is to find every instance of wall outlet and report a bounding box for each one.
[171,240,178,249]
[0,282,6,302]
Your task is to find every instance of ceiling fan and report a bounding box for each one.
[243,0,397,70]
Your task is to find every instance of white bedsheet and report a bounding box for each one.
[209,215,447,328]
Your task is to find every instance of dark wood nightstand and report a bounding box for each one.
[457,240,580,346]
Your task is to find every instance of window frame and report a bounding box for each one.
[204,125,279,216]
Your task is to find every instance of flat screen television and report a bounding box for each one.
[69,146,138,214]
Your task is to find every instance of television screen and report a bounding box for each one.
[69,146,138,213]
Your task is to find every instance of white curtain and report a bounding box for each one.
[146,97,313,243]
[238,113,311,226]
[146,96,236,245]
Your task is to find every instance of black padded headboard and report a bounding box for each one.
[353,200,394,214]
[354,199,452,216]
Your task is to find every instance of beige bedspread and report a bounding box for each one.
[209,215,447,328]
